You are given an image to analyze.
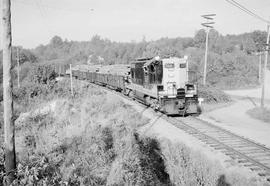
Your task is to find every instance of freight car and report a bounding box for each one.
[65,56,200,116]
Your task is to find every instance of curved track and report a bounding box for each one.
[86,81,270,182]
[165,116,270,182]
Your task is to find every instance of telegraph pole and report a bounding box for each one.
[256,51,262,84]
[203,28,210,86]
[259,52,262,84]
[2,0,16,185]
[261,24,270,108]
[201,14,215,85]
[17,48,20,88]
[70,64,74,97]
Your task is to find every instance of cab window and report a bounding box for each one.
[179,63,186,68]
[165,63,174,68]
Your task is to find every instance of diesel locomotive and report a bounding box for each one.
[66,56,200,116]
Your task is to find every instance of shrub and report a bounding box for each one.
[11,155,63,186]
[247,107,270,123]
[107,126,170,186]
[198,85,232,103]
[160,139,267,186]
[60,125,115,185]
[13,64,57,102]
[0,148,4,185]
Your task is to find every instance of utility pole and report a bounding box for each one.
[258,52,262,84]
[256,51,262,84]
[17,48,20,88]
[201,14,215,86]
[261,24,270,108]
[2,0,16,185]
[70,64,74,97]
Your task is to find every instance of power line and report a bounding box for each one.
[225,0,270,24]
[34,0,55,35]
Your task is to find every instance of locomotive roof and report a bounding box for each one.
[131,58,160,64]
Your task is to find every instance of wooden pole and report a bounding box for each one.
[261,24,270,108]
[259,52,262,84]
[70,64,74,96]
[2,0,16,185]
[58,65,61,78]
[203,27,210,85]
[17,48,20,88]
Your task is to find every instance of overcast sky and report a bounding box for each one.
[0,0,270,49]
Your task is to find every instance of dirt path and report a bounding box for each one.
[199,69,270,147]
[200,98,270,148]
[225,69,270,101]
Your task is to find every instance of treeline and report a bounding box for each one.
[0,29,268,88]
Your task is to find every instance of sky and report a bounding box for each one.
[0,0,270,49]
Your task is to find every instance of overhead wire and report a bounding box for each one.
[34,0,55,35]
[225,0,270,24]
[230,0,269,23]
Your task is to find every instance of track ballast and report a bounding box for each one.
[166,116,270,182]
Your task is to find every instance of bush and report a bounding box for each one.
[12,64,58,109]
[11,155,63,185]
[0,148,4,185]
[59,125,115,185]
[198,85,232,103]
[247,107,270,123]
[107,128,170,185]
[160,139,267,186]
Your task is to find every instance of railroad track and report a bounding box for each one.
[165,116,270,182]
[86,81,270,181]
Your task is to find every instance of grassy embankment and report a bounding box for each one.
[0,79,268,185]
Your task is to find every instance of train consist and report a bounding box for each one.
[69,56,200,116]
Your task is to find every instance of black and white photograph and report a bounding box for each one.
[0,0,270,185]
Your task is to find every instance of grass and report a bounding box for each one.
[247,107,270,123]
[198,85,232,104]
[160,139,269,186]
[7,80,172,185]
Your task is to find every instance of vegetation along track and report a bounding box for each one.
[84,81,270,182]
[166,116,270,182]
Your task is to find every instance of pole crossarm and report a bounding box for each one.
[201,14,216,19]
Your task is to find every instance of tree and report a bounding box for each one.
[251,30,267,51]
[50,36,63,48]
[194,29,206,48]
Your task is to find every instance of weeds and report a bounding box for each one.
[160,139,268,186]
[198,85,232,103]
